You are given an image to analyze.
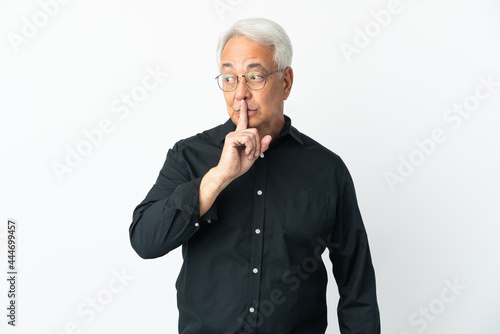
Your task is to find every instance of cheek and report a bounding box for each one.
[223,94,236,117]
[262,84,282,107]
[223,93,233,106]
[223,94,237,121]
[259,93,278,113]
[253,92,270,109]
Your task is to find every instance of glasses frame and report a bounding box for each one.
[215,69,283,92]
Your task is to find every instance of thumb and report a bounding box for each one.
[260,135,272,153]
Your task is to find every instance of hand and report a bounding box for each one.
[198,100,272,216]
[214,99,272,184]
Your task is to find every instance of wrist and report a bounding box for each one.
[199,167,231,218]
[206,166,232,191]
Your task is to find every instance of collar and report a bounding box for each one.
[214,115,304,145]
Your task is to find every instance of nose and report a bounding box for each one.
[234,75,252,102]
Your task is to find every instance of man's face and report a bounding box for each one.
[220,35,293,138]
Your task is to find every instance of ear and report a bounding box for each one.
[282,67,294,100]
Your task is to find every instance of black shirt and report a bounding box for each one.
[129,116,380,334]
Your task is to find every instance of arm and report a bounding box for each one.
[129,146,209,259]
[129,100,272,258]
[329,164,381,333]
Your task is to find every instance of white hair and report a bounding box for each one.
[216,18,293,72]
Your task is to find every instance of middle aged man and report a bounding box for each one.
[129,18,380,334]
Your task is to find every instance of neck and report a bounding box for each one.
[258,117,285,141]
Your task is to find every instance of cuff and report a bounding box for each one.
[168,176,218,228]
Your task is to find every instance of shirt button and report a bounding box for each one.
[249,307,255,313]
[207,219,212,224]
[257,190,263,196]
[260,153,265,158]
[194,223,199,227]
[253,268,258,274]
[255,229,261,234]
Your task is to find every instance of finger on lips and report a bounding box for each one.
[234,99,259,159]
[236,99,248,131]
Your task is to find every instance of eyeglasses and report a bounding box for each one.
[215,70,282,92]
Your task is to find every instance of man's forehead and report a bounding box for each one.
[220,36,275,69]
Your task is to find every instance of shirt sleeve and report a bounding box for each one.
[129,144,218,259]
[329,163,381,333]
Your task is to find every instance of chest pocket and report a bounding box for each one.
[285,190,336,238]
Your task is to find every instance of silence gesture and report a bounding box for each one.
[198,99,272,216]
[218,99,272,182]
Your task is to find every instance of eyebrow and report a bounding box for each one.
[247,63,266,71]
[221,62,268,72]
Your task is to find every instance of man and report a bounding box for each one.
[129,18,380,334]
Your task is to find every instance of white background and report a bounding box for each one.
[1,0,500,333]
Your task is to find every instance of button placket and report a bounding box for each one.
[246,155,267,320]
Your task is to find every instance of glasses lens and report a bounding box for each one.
[245,72,266,90]
[216,72,270,91]
[218,74,237,91]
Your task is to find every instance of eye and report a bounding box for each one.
[222,74,236,83]
[248,73,265,82]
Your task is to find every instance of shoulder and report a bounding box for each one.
[284,125,354,195]
[160,122,229,175]
[290,125,347,170]
[171,121,228,153]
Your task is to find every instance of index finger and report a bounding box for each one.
[236,99,248,131]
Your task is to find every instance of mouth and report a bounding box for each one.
[235,108,258,114]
